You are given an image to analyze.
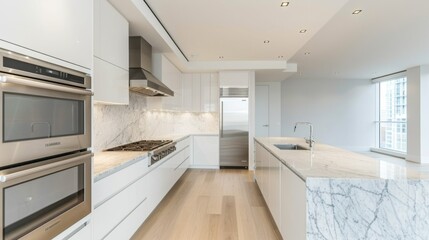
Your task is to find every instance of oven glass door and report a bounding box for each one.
[1,153,91,240]
[3,93,85,142]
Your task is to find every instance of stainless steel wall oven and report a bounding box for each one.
[0,49,92,167]
[0,49,92,240]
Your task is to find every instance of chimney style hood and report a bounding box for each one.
[129,36,174,97]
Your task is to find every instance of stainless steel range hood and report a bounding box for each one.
[129,36,174,97]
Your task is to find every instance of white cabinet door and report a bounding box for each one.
[93,57,129,104]
[268,154,281,227]
[94,0,128,69]
[153,54,182,111]
[192,136,219,168]
[182,73,193,111]
[192,74,201,112]
[93,0,129,105]
[281,164,306,240]
[210,73,219,112]
[0,0,92,70]
[200,73,211,112]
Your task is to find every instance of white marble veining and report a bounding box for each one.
[255,137,429,180]
[94,92,218,152]
[307,178,429,240]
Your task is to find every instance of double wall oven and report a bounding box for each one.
[0,49,92,240]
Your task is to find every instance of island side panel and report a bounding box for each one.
[306,178,429,240]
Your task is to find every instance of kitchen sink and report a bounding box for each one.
[274,144,308,150]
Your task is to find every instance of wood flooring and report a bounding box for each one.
[131,169,282,240]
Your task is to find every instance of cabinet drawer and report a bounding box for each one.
[176,136,191,151]
[93,158,148,207]
[93,182,138,240]
[104,196,150,240]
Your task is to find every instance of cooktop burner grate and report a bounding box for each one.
[106,140,173,152]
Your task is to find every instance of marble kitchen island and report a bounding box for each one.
[254,137,429,240]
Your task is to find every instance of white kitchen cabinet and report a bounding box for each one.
[182,73,219,112]
[192,135,219,168]
[281,164,306,240]
[151,54,183,111]
[210,73,220,112]
[182,74,193,111]
[93,0,129,105]
[192,74,202,112]
[93,137,191,239]
[93,57,129,104]
[0,0,93,72]
[269,154,281,227]
[200,74,211,112]
[255,141,306,240]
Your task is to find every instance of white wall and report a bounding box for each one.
[256,82,282,137]
[281,77,376,151]
[406,65,429,163]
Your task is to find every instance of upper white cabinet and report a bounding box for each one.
[182,73,219,112]
[0,0,93,71]
[151,54,183,111]
[93,0,129,105]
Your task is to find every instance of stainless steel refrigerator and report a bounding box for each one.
[219,89,249,168]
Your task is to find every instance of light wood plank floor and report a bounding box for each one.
[132,169,282,240]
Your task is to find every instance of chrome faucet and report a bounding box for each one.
[294,122,314,149]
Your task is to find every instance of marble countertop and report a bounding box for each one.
[255,137,429,180]
[93,151,149,182]
[93,133,218,181]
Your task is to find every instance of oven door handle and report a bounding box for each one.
[0,152,93,183]
[0,74,93,96]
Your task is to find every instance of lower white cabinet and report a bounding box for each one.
[192,135,219,168]
[268,154,281,226]
[254,141,306,240]
[281,164,306,240]
[92,136,191,239]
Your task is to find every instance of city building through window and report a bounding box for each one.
[378,77,407,152]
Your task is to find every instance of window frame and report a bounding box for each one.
[372,71,407,155]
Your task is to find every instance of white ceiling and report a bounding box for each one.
[144,0,348,62]
[288,0,429,80]
[111,0,429,82]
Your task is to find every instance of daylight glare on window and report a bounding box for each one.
[378,77,407,152]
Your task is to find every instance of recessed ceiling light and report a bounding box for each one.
[299,29,307,33]
[352,9,362,15]
[280,2,289,7]
[219,56,224,59]
[304,52,311,55]
[278,56,284,59]
[264,40,270,44]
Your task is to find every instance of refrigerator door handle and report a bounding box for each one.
[220,101,224,138]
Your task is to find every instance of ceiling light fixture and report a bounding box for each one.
[299,29,307,33]
[352,9,362,15]
[219,56,224,59]
[304,52,311,55]
[278,56,284,59]
[280,2,289,7]
[264,40,270,43]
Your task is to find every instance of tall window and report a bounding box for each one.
[378,77,407,152]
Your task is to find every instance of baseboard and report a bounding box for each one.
[188,165,220,169]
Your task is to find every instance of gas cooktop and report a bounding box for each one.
[106,140,177,166]
[106,140,173,152]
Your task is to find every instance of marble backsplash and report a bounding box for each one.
[93,92,219,152]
